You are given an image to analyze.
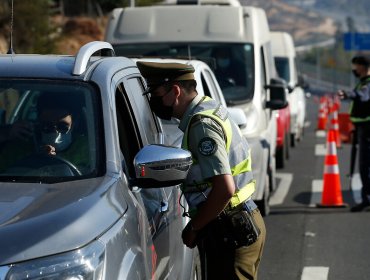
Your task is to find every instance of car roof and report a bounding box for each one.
[0,41,120,80]
[0,55,82,79]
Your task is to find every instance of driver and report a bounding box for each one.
[0,91,89,174]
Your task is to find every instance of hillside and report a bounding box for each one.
[0,0,338,54]
[242,0,337,46]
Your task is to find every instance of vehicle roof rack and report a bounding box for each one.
[73,41,115,76]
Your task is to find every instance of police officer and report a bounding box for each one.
[338,55,370,212]
[137,61,266,280]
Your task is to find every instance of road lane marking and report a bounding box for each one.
[301,266,329,280]
[315,130,326,138]
[315,144,326,156]
[270,173,293,206]
[310,180,323,207]
[351,173,362,204]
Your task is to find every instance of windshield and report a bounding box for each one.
[114,43,255,104]
[0,80,104,183]
[274,57,290,83]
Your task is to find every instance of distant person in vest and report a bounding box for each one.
[137,61,266,280]
[338,55,370,212]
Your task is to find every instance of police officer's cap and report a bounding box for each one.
[136,61,195,94]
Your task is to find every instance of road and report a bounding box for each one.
[258,95,370,280]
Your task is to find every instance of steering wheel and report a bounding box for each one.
[5,153,82,177]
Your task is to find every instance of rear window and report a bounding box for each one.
[0,80,105,183]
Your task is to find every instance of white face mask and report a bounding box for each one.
[217,58,231,68]
[41,130,72,152]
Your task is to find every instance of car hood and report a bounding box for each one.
[0,175,128,265]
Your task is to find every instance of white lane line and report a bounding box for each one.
[269,173,293,206]
[315,144,326,156]
[351,173,362,204]
[316,130,326,138]
[310,180,323,207]
[301,266,329,280]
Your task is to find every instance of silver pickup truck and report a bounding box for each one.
[0,41,199,280]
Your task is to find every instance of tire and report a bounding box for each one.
[285,132,290,160]
[276,146,284,169]
[290,133,295,148]
[255,175,270,216]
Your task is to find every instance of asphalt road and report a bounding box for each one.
[258,95,370,280]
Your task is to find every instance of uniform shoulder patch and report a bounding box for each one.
[198,137,218,156]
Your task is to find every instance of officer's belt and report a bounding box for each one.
[181,182,211,193]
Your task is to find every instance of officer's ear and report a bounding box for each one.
[172,84,182,99]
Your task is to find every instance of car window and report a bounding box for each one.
[126,77,161,144]
[0,80,104,183]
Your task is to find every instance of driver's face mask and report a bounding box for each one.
[41,130,72,152]
[40,119,72,152]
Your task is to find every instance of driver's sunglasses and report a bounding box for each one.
[40,121,71,134]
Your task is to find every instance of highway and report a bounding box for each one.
[259,95,370,280]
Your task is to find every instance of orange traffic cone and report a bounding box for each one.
[317,130,347,208]
[329,108,342,149]
[317,96,328,130]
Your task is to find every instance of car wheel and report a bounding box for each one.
[256,174,270,216]
[276,145,284,169]
[290,133,295,148]
[285,132,290,160]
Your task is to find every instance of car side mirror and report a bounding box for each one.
[131,144,192,188]
[227,107,247,129]
[265,81,288,110]
[298,73,309,90]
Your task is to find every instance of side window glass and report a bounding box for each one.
[201,73,212,98]
[126,78,160,144]
[260,47,267,86]
[115,83,141,178]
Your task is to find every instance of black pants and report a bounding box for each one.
[356,123,370,203]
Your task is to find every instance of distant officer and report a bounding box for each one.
[338,55,370,212]
[137,61,266,280]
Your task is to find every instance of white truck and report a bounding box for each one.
[105,4,287,215]
[271,31,307,146]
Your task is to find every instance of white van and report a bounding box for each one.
[271,31,306,146]
[105,4,287,216]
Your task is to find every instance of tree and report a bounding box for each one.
[2,0,57,54]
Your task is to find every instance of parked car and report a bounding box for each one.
[271,31,307,146]
[0,41,200,280]
[105,3,288,216]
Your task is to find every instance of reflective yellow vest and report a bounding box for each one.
[181,97,255,213]
[349,77,370,123]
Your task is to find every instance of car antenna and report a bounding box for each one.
[7,0,15,54]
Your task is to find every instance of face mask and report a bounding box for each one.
[149,96,173,120]
[352,69,360,78]
[41,130,72,152]
[217,58,231,68]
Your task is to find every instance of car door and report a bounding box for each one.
[114,75,177,279]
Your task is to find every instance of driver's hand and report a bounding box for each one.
[43,145,56,156]
[8,121,33,141]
